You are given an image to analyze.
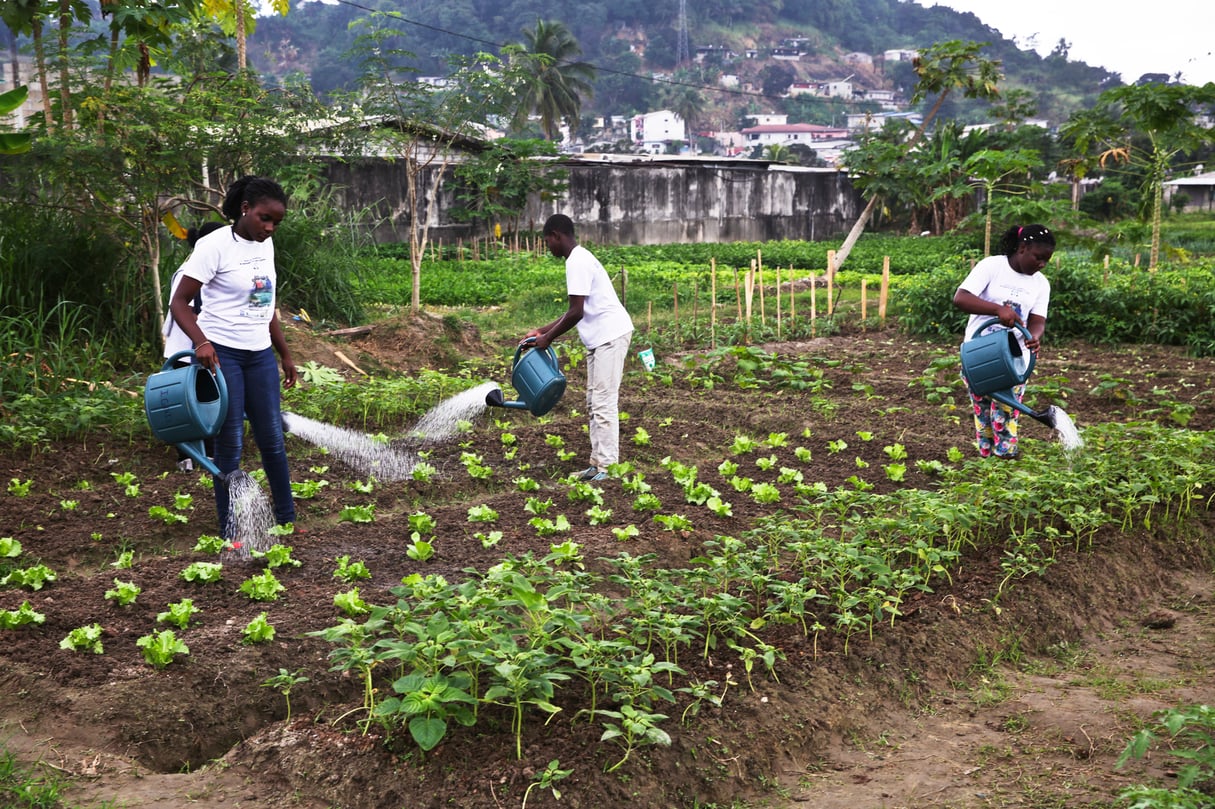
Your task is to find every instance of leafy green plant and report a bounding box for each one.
[262,668,310,721]
[333,556,372,582]
[0,601,45,629]
[6,478,32,497]
[239,570,286,602]
[521,759,572,809]
[180,561,224,583]
[751,483,781,504]
[408,511,437,535]
[335,587,370,616]
[156,598,199,629]
[530,514,571,536]
[0,537,20,557]
[730,434,759,455]
[349,478,376,494]
[242,612,276,644]
[460,451,493,480]
[467,504,499,523]
[338,504,376,523]
[514,476,540,492]
[612,524,640,541]
[654,513,693,532]
[111,549,134,569]
[291,478,330,499]
[60,623,104,653]
[475,530,503,548]
[374,671,478,753]
[632,426,651,446]
[136,629,189,669]
[254,544,302,569]
[585,704,672,772]
[411,462,437,483]
[192,534,226,554]
[524,497,553,516]
[633,493,662,512]
[407,536,435,561]
[1118,704,1215,807]
[104,578,140,606]
[2,564,57,591]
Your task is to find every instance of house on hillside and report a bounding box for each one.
[883,48,918,63]
[1164,170,1215,212]
[843,52,874,67]
[742,123,849,148]
[631,110,687,153]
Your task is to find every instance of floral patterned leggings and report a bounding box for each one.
[961,372,1023,458]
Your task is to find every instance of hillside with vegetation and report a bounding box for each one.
[247,0,1121,128]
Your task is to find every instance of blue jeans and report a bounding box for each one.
[212,343,295,536]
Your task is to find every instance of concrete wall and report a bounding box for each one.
[319,157,861,246]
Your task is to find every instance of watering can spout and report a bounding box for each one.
[988,390,1058,430]
[484,387,530,411]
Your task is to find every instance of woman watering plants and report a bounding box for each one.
[169,176,299,538]
[953,224,1056,459]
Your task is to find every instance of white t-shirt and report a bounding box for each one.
[957,254,1051,342]
[565,244,633,349]
[179,226,278,351]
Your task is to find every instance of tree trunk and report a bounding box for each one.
[831,195,879,277]
[32,20,52,132]
[57,0,71,130]
[235,0,247,70]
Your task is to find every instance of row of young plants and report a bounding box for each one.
[302,419,1215,767]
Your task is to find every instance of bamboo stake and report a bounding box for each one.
[744,267,755,344]
[776,264,782,340]
[861,279,869,326]
[647,300,653,335]
[826,268,834,316]
[827,248,836,282]
[757,258,766,325]
[880,257,890,322]
[789,266,796,334]
[673,281,680,344]
[621,266,628,307]
[809,273,817,336]
[692,276,699,342]
[734,266,742,323]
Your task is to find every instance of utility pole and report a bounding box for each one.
[676,0,691,67]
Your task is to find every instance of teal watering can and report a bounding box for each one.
[485,338,567,417]
[144,350,229,478]
[959,318,1058,429]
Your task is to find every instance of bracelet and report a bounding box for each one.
[195,340,211,350]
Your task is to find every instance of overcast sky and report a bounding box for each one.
[914,0,1215,86]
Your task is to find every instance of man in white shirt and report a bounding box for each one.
[526,214,634,481]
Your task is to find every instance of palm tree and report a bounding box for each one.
[509,19,594,141]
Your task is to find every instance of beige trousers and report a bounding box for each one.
[585,331,633,471]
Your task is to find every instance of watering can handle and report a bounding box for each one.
[512,337,558,369]
[972,317,1033,346]
[159,350,228,410]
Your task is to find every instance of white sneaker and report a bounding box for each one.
[176,458,194,473]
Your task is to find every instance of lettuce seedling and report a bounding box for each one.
[2,564,57,591]
[181,561,223,583]
[611,524,640,541]
[0,601,45,629]
[333,555,372,582]
[136,629,189,669]
[239,570,285,601]
[254,544,301,569]
[0,537,22,557]
[60,623,104,653]
[192,534,226,554]
[334,588,370,616]
[338,504,375,523]
[156,598,199,629]
[7,478,32,497]
[148,505,187,525]
[467,504,499,523]
[105,578,140,605]
[242,612,275,644]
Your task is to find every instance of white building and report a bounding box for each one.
[631,109,687,153]
[742,123,849,148]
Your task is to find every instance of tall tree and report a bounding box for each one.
[1060,81,1215,269]
[507,19,594,141]
[834,40,1003,274]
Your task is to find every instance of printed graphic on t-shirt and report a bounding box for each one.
[243,276,274,318]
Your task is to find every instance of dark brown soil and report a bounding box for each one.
[3,318,1215,809]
